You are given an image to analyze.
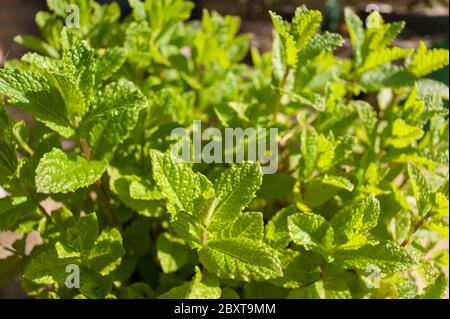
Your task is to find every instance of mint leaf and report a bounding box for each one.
[334,242,416,272]
[0,197,40,233]
[23,246,78,286]
[157,232,192,273]
[82,80,148,160]
[109,167,163,217]
[322,175,354,192]
[407,163,434,216]
[35,148,107,194]
[198,238,283,281]
[0,68,74,137]
[331,195,380,245]
[150,150,214,215]
[94,47,126,87]
[65,214,99,254]
[207,162,263,233]
[62,40,95,108]
[345,8,364,66]
[408,42,450,77]
[0,107,19,184]
[226,212,264,240]
[420,272,448,299]
[291,6,322,51]
[159,267,221,299]
[86,227,125,275]
[288,213,334,257]
[386,119,424,148]
[265,206,298,249]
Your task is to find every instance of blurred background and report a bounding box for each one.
[1,1,449,77]
[0,0,449,298]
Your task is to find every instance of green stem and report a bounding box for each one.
[298,269,324,289]
[401,210,434,247]
[272,68,290,123]
[77,136,116,227]
[12,130,34,156]
[0,243,23,258]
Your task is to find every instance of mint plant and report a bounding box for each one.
[0,0,449,299]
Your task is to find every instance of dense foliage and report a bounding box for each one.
[0,0,449,299]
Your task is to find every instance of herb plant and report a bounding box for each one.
[0,0,449,299]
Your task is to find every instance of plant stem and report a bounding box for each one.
[37,204,50,219]
[79,138,92,161]
[13,130,34,156]
[298,269,324,289]
[0,243,23,258]
[272,68,290,123]
[95,178,116,227]
[78,137,116,227]
[401,211,434,247]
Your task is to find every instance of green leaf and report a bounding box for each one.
[290,91,326,112]
[65,214,99,254]
[334,242,416,272]
[0,107,19,184]
[243,282,288,298]
[420,272,448,299]
[288,213,334,256]
[157,232,192,273]
[269,11,298,76]
[86,227,125,275]
[198,238,283,282]
[62,40,95,107]
[408,42,450,77]
[129,179,162,201]
[150,150,214,215]
[301,178,342,208]
[171,211,203,248]
[271,249,323,288]
[221,287,240,299]
[331,195,380,245]
[159,267,221,299]
[359,47,413,74]
[271,32,289,82]
[47,0,70,17]
[299,127,318,178]
[0,68,73,137]
[125,282,155,299]
[82,80,148,160]
[345,8,364,66]
[291,6,323,51]
[407,163,434,216]
[300,128,335,177]
[265,206,298,249]
[416,79,449,101]
[35,148,107,194]
[109,168,163,217]
[225,212,264,240]
[288,276,351,299]
[207,162,263,233]
[299,32,344,61]
[386,119,424,148]
[358,65,416,91]
[78,266,114,299]
[14,35,60,58]
[129,0,147,21]
[94,47,126,87]
[23,246,78,286]
[21,42,94,119]
[354,100,377,143]
[322,175,354,192]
